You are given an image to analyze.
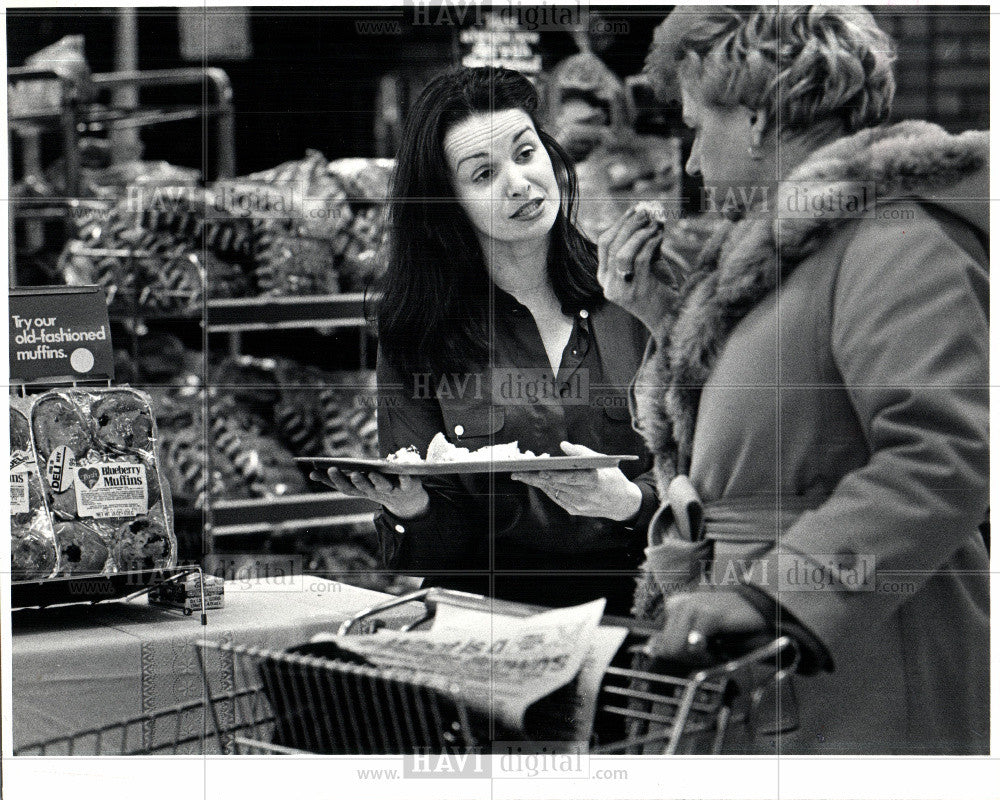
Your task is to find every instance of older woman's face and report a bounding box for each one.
[443,109,560,244]
[680,78,766,213]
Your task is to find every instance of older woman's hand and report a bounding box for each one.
[310,468,430,519]
[510,441,643,521]
[597,207,680,334]
[646,589,767,659]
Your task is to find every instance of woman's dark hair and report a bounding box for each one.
[372,66,602,377]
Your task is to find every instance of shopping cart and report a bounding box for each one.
[14,588,798,756]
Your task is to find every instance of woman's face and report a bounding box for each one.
[443,108,561,244]
[680,77,767,213]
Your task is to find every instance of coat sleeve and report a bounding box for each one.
[748,211,989,663]
[372,350,483,573]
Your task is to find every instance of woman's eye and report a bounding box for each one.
[515,147,534,163]
[472,168,493,184]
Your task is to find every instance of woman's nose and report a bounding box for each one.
[505,169,531,198]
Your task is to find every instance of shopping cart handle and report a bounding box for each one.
[706,632,794,667]
[424,588,541,618]
[629,631,798,675]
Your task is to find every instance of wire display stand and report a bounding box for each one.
[14,588,798,756]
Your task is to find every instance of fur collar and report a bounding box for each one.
[633,120,989,475]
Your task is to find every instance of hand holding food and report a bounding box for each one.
[597,203,680,335]
[511,442,642,522]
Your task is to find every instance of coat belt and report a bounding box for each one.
[643,476,829,594]
[651,475,828,546]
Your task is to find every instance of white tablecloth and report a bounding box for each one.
[11,577,422,752]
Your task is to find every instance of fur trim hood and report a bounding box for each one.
[632,120,989,478]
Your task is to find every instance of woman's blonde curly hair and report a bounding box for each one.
[645,6,896,136]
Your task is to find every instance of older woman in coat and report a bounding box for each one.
[599,6,988,754]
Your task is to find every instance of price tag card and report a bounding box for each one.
[74,462,149,519]
[10,463,31,515]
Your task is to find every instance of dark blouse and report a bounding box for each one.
[373,290,659,615]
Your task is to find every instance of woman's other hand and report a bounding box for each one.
[511,441,642,521]
[646,590,767,659]
[597,207,679,334]
[309,468,430,519]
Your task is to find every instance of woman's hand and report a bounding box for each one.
[597,207,681,335]
[510,442,642,521]
[646,590,767,659]
[309,468,430,520]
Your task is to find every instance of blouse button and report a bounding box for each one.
[579,309,589,319]
[394,524,406,534]
[454,424,465,436]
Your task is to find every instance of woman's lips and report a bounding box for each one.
[510,198,545,220]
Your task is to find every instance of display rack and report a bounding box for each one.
[206,293,367,332]
[207,292,372,358]
[8,65,382,565]
[208,493,378,539]
[7,66,235,191]
[7,66,236,282]
[203,293,379,554]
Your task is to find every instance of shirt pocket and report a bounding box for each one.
[595,391,637,446]
[602,403,632,422]
[439,396,506,445]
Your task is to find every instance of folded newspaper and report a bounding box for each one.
[310,599,628,744]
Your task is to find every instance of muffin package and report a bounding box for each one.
[10,397,59,580]
[30,387,176,575]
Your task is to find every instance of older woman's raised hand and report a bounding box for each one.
[597,207,681,335]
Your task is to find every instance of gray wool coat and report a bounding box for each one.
[630,121,989,755]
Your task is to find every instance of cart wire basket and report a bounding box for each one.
[14,588,799,756]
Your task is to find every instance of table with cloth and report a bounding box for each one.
[10,577,423,753]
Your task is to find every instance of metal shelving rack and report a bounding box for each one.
[206,293,367,333]
[7,65,380,559]
[7,66,236,285]
[204,291,379,550]
[203,294,379,549]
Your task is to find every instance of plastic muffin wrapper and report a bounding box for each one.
[29,387,176,577]
[10,399,60,580]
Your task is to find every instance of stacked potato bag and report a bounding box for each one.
[60,186,256,314]
[30,388,177,575]
[57,153,393,305]
[140,350,379,509]
[10,397,59,580]
[272,361,378,460]
[230,151,393,293]
[208,391,309,500]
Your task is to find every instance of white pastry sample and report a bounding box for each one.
[388,432,549,463]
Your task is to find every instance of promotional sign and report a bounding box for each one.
[460,13,542,75]
[9,286,115,384]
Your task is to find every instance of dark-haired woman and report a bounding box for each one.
[315,67,660,614]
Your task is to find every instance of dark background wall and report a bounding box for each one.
[7,6,989,177]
